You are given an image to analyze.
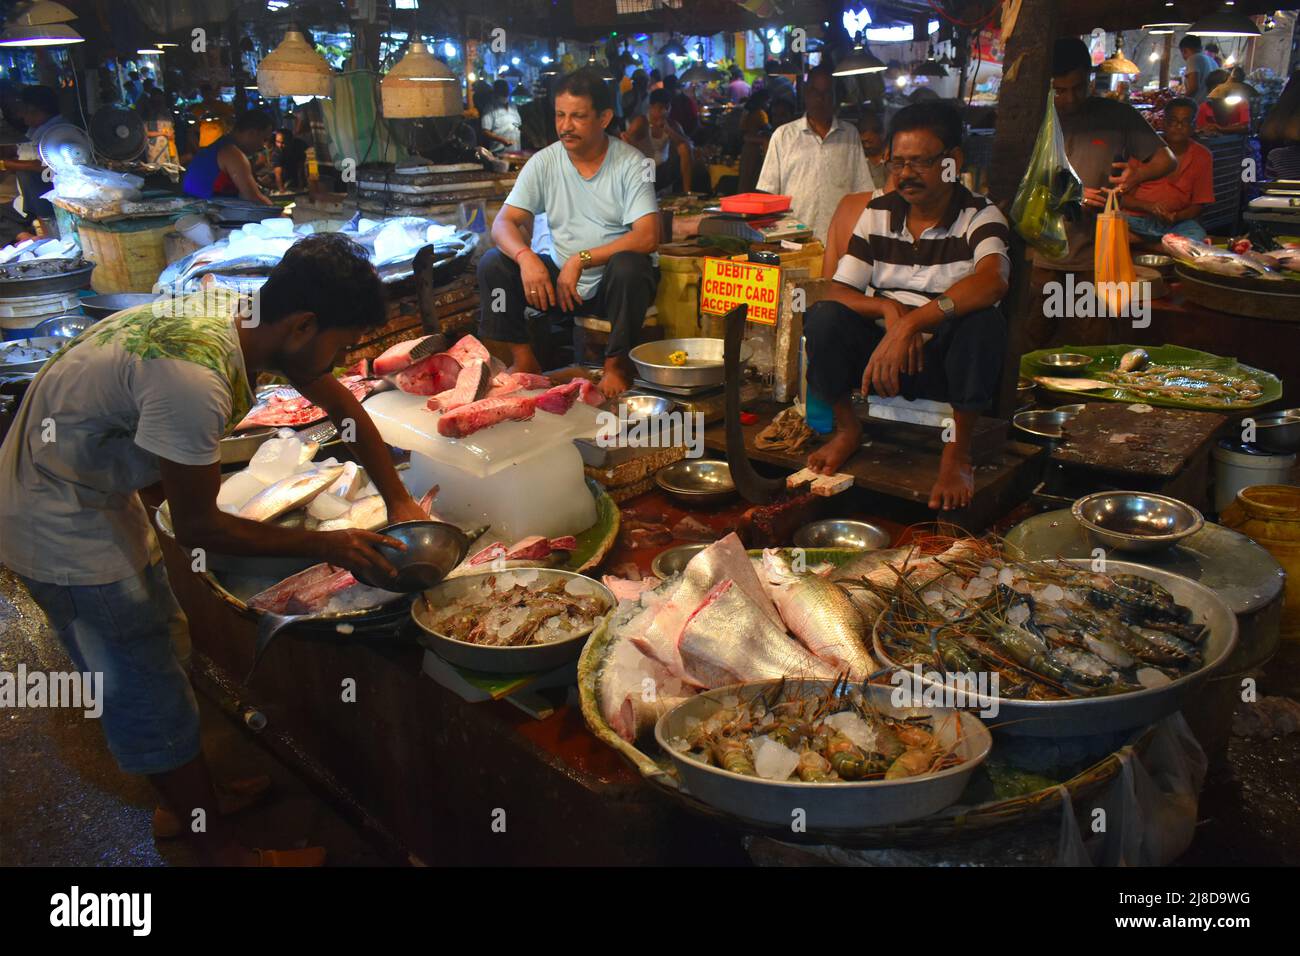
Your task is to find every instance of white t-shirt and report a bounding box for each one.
[481,105,522,151]
[0,293,254,586]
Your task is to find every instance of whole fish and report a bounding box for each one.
[237,465,344,522]
[677,580,839,687]
[762,551,875,680]
[1118,348,1149,373]
[1161,233,1283,280]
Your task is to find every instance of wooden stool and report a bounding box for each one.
[574,306,662,364]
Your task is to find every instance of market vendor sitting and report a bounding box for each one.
[477,67,660,398]
[803,102,1010,511]
[0,234,430,866]
[1121,97,1214,242]
[1196,70,1251,136]
[623,88,694,194]
[182,108,276,205]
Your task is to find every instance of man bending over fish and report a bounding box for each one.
[804,102,1010,511]
[0,234,428,866]
[477,67,661,398]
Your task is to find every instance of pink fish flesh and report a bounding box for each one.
[437,394,538,438]
[535,380,583,415]
[603,574,663,603]
[446,334,492,367]
[467,534,577,566]
[248,563,357,615]
[427,360,492,412]
[492,371,552,392]
[395,352,462,396]
[576,379,604,406]
[374,335,434,376]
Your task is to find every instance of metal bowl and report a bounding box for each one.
[354,520,471,591]
[652,543,708,579]
[629,337,752,388]
[1072,491,1204,554]
[655,459,736,505]
[1054,403,1086,415]
[1013,408,1076,443]
[874,559,1237,737]
[655,681,992,830]
[607,392,674,420]
[32,313,90,338]
[1016,376,1035,405]
[0,335,63,374]
[793,519,892,551]
[412,569,615,674]
[80,293,160,321]
[1135,253,1174,274]
[1039,352,1094,375]
[1252,408,1300,453]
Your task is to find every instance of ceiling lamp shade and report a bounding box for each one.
[1209,78,1254,103]
[9,0,75,24]
[1143,1,1192,33]
[1187,7,1262,37]
[258,27,334,97]
[0,21,82,46]
[1098,37,1140,75]
[382,41,459,118]
[832,34,885,76]
[658,37,686,57]
[912,43,947,77]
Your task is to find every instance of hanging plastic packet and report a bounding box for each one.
[1009,90,1084,260]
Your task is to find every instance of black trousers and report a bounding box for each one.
[804,299,1006,412]
[477,247,658,358]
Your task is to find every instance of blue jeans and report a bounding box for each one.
[19,560,201,776]
[1125,213,1207,243]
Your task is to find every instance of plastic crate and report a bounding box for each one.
[720,193,791,215]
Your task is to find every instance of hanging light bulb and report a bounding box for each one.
[258,26,334,97]
[832,31,885,76]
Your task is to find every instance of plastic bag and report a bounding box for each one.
[45,164,143,203]
[1094,189,1136,315]
[1010,91,1083,259]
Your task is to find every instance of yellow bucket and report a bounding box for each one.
[1221,484,1300,642]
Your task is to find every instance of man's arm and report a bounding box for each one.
[291,372,426,525]
[219,143,274,205]
[575,212,660,265]
[1184,67,1200,98]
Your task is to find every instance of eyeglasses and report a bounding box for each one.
[886,150,948,173]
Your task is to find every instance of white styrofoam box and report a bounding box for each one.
[867,395,954,428]
[363,390,600,541]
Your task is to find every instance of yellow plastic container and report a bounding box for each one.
[654,251,705,339]
[1221,484,1300,642]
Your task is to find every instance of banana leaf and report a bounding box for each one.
[1020,343,1282,411]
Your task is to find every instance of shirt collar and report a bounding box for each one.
[797,115,851,140]
[881,182,973,235]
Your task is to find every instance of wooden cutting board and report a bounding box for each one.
[1052,402,1227,477]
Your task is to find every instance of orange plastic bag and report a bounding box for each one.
[1094,189,1135,316]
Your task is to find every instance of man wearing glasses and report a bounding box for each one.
[1121,98,1213,243]
[803,101,1010,512]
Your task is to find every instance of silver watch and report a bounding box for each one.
[937,294,957,318]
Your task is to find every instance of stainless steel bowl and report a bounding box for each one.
[1072,491,1204,553]
[608,392,674,420]
[652,543,708,579]
[0,335,63,374]
[354,520,471,591]
[412,569,615,674]
[80,293,160,321]
[793,519,892,551]
[655,681,992,830]
[874,559,1237,737]
[1252,408,1300,453]
[1135,253,1174,274]
[32,313,90,338]
[629,337,752,388]
[219,426,278,465]
[1013,408,1076,443]
[1016,376,1035,406]
[1039,352,1094,375]
[1054,403,1086,415]
[655,459,737,505]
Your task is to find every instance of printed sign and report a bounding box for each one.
[700,257,782,325]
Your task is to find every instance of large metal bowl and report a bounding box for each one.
[651,543,708,579]
[412,569,615,674]
[32,314,91,339]
[1072,491,1204,553]
[873,559,1238,737]
[80,293,160,321]
[655,459,737,505]
[629,337,752,388]
[1252,408,1300,453]
[655,681,992,830]
[0,336,64,374]
[1013,408,1076,443]
[354,520,471,592]
[1039,352,1094,375]
[606,392,674,420]
[794,519,891,551]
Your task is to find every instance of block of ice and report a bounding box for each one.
[247,435,310,484]
[216,469,270,512]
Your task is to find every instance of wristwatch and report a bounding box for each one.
[936,294,957,318]
[578,249,593,268]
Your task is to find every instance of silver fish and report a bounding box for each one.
[762,551,875,680]
[316,494,387,532]
[238,465,344,522]
[1118,348,1149,373]
[678,579,839,687]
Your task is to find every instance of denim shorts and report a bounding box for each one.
[1124,213,1207,243]
[19,560,201,776]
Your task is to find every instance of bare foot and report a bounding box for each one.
[807,416,862,474]
[508,343,543,375]
[929,444,974,511]
[600,355,634,398]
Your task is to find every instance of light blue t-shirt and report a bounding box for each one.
[1184,52,1218,105]
[505,136,659,300]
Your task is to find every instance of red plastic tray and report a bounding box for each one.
[720,193,792,215]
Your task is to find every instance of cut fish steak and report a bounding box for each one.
[237,465,344,522]
[437,394,538,438]
[677,580,839,686]
[467,534,578,566]
[445,333,491,367]
[394,352,461,396]
[427,359,492,412]
[374,335,435,375]
[248,563,356,615]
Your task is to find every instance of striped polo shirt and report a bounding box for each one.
[832,184,1011,308]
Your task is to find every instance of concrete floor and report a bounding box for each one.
[2,566,1297,867]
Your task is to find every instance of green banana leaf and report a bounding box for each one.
[1020,343,1282,411]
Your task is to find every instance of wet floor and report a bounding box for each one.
[1,567,1297,867]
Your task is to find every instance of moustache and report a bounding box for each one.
[899,180,925,191]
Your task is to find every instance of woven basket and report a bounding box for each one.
[77,216,178,294]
